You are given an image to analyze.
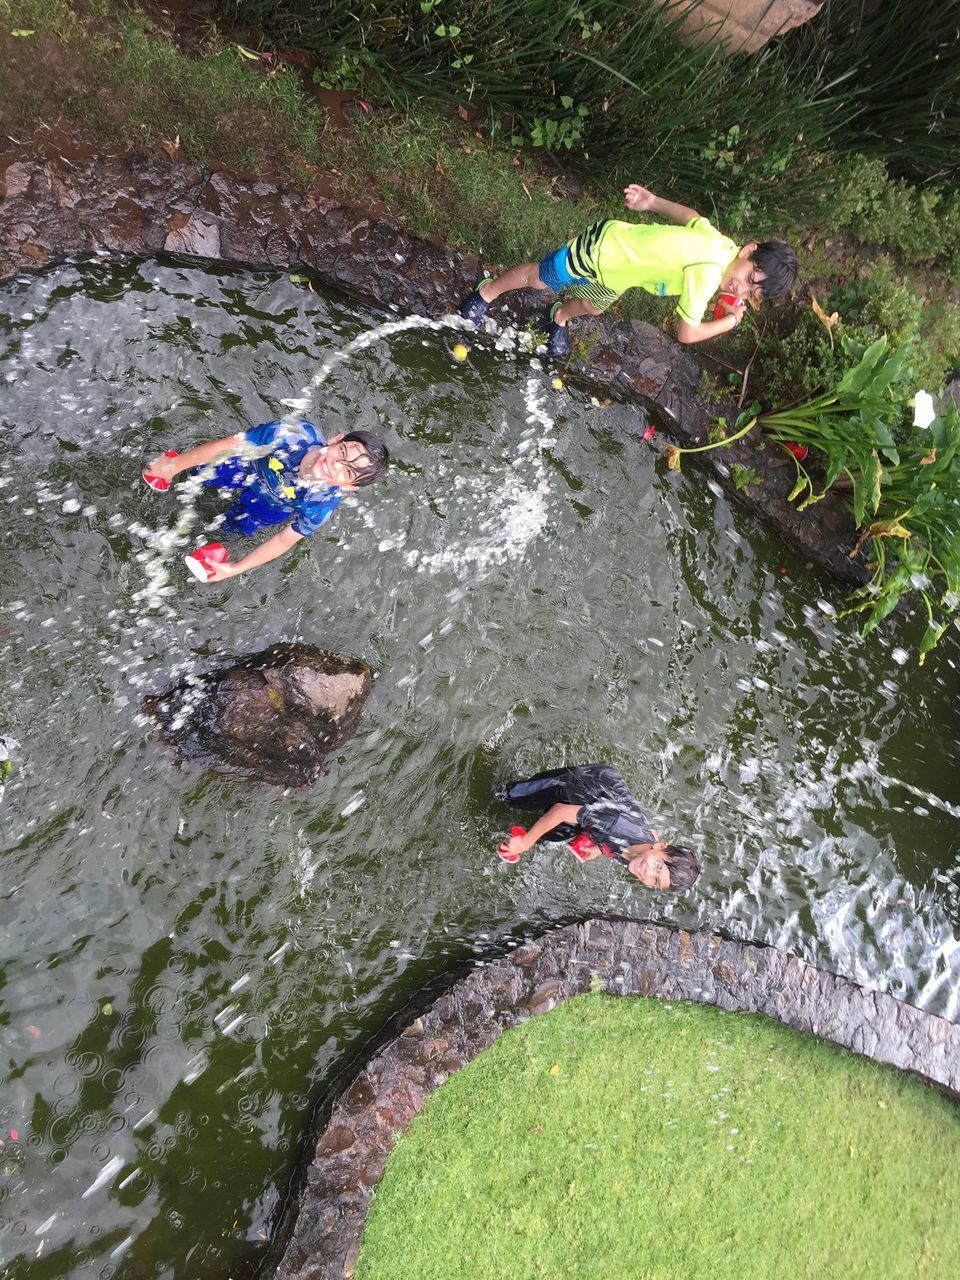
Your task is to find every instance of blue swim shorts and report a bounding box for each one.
[200,457,290,536]
[537,246,590,293]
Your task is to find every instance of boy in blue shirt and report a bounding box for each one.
[144,420,389,581]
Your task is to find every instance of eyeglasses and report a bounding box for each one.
[328,441,372,486]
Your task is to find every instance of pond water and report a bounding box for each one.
[1,260,959,1280]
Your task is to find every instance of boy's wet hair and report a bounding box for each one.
[342,430,390,487]
[664,843,701,892]
[750,241,798,300]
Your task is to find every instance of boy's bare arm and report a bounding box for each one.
[207,524,303,582]
[518,803,582,851]
[498,801,583,860]
[624,184,700,225]
[676,313,740,345]
[146,434,245,482]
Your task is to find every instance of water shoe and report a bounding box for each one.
[459,278,492,326]
[545,303,570,360]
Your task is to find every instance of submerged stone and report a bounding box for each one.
[144,644,372,785]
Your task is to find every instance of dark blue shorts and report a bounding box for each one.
[202,458,290,537]
[537,246,589,292]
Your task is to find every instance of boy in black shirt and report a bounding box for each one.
[497,763,700,892]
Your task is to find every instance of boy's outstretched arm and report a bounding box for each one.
[624,184,700,225]
[146,434,245,483]
[497,802,582,859]
[675,312,740,345]
[206,524,303,582]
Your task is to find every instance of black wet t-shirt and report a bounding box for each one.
[504,763,655,857]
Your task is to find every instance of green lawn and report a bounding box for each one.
[355,993,960,1279]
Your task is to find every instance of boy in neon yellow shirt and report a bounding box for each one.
[460,183,797,359]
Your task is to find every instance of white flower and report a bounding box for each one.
[913,389,935,429]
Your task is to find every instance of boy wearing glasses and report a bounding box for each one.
[143,420,389,582]
[460,183,797,359]
[496,762,700,893]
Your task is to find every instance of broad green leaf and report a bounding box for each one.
[837,336,888,396]
[861,585,906,635]
[918,620,950,663]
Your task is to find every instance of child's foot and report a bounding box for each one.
[545,303,570,360]
[459,278,492,326]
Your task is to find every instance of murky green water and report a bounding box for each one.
[1,261,959,1279]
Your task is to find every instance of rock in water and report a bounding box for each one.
[144,644,373,785]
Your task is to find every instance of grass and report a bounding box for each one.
[355,993,960,1280]
[0,1,328,178]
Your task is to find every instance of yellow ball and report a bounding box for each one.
[452,343,469,362]
[551,377,564,390]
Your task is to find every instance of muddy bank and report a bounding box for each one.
[268,919,960,1279]
[0,123,867,586]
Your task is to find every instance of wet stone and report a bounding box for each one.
[143,643,372,786]
[163,210,222,257]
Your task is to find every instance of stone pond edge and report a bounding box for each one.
[268,919,960,1279]
[1,125,866,588]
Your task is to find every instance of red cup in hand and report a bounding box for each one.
[499,825,526,863]
[185,542,229,582]
[142,449,179,491]
[712,292,744,324]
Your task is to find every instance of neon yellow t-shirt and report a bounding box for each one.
[574,216,739,324]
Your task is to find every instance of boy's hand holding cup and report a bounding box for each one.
[712,292,745,329]
[498,826,527,863]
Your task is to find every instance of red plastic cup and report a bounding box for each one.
[711,292,744,323]
[499,825,526,864]
[142,449,179,492]
[185,542,229,582]
[569,833,614,860]
[784,441,809,462]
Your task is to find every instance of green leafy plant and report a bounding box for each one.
[844,400,960,661]
[530,98,589,152]
[759,334,912,522]
[732,463,763,491]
